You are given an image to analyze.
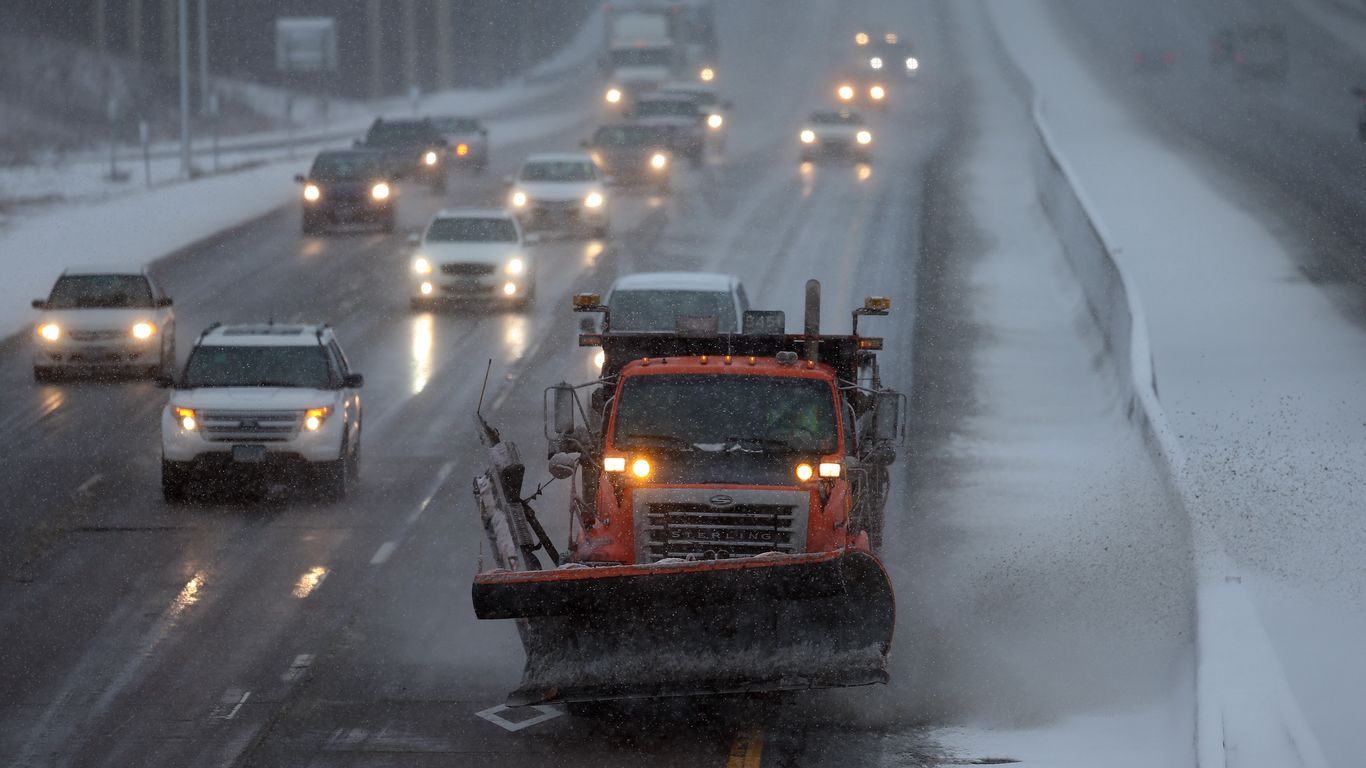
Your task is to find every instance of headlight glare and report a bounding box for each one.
[631,458,651,479]
[424,151,438,165]
[606,88,622,104]
[371,182,390,200]
[870,85,886,100]
[700,67,715,82]
[303,184,320,201]
[511,190,527,207]
[800,129,816,144]
[707,113,723,129]
[414,257,432,274]
[132,322,156,339]
[818,462,842,478]
[870,56,884,70]
[856,130,873,144]
[650,152,668,169]
[584,191,604,208]
[38,323,61,342]
[505,258,524,275]
[175,406,197,431]
[604,456,626,473]
[795,463,815,482]
[837,84,855,101]
[304,406,331,431]
[906,57,920,71]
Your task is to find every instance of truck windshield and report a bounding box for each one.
[182,346,333,389]
[608,289,737,332]
[613,374,838,454]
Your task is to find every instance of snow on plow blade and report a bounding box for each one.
[472,550,895,705]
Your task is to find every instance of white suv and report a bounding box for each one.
[506,153,610,238]
[31,266,176,381]
[158,322,363,503]
[410,208,536,309]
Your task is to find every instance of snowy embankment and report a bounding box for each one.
[0,7,603,344]
[983,1,1357,766]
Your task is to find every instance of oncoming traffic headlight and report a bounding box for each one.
[511,190,528,208]
[371,182,391,200]
[424,151,438,166]
[631,458,652,479]
[795,463,815,482]
[303,184,320,201]
[38,323,61,342]
[870,56,884,70]
[837,84,855,101]
[584,191,604,208]
[175,407,197,431]
[131,322,156,340]
[304,406,331,431]
[800,129,816,144]
[505,258,524,275]
[604,456,626,473]
[707,113,723,129]
[414,257,432,274]
[605,87,623,104]
[699,66,715,82]
[818,462,842,478]
[869,85,886,100]
[650,152,668,169]
[456,143,469,156]
[856,130,873,145]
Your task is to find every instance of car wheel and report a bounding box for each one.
[161,458,191,503]
[316,437,351,502]
[347,426,361,481]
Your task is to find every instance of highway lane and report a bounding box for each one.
[0,0,1090,765]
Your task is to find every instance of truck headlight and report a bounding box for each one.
[818,462,842,478]
[304,406,331,431]
[906,57,920,71]
[424,151,438,166]
[174,406,197,431]
[700,66,715,82]
[420,281,434,295]
[856,130,873,144]
[707,113,723,129]
[869,85,886,100]
[132,322,156,340]
[795,463,814,482]
[505,258,524,275]
[584,191,604,208]
[606,87,622,104]
[511,190,528,208]
[413,257,432,274]
[38,323,61,342]
[631,458,651,479]
[303,184,320,201]
[800,129,816,144]
[604,456,626,473]
[870,56,884,70]
[650,152,668,169]
[502,282,518,296]
[371,182,391,200]
[837,84,855,101]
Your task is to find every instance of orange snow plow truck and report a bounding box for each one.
[471,279,903,706]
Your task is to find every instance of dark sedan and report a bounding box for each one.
[583,124,673,190]
[295,150,396,235]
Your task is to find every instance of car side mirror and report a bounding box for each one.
[31,299,47,310]
[293,174,306,184]
[157,296,174,308]
[153,374,174,388]
[342,373,364,388]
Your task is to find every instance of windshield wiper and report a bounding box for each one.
[620,433,696,451]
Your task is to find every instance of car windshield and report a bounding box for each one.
[635,100,698,118]
[609,48,673,67]
[593,126,670,146]
[47,274,153,309]
[365,121,438,146]
[309,153,380,181]
[663,88,718,107]
[431,117,480,133]
[520,161,595,182]
[182,345,333,388]
[812,111,862,125]
[613,374,838,454]
[608,289,738,332]
[425,217,517,243]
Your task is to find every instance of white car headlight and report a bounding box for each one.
[505,258,524,275]
[371,182,390,200]
[869,85,886,100]
[584,191,604,208]
[132,322,156,340]
[870,56,884,70]
[837,84,855,101]
[606,87,622,104]
[800,129,816,144]
[38,323,61,342]
[303,184,320,201]
[650,152,668,169]
[511,190,528,208]
[856,130,873,145]
[906,57,920,71]
[414,257,432,274]
[707,113,723,129]
[424,151,438,165]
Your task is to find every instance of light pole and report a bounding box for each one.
[198,0,210,114]
[178,0,191,179]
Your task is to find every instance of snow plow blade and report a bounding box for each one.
[472,550,895,705]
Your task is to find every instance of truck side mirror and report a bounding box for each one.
[157,296,174,308]
[342,372,364,388]
[548,451,579,479]
[551,383,576,435]
[873,390,901,443]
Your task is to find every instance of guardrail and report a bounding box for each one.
[980,5,1329,767]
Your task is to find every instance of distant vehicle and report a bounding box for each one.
[799,110,873,163]
[659,80,731,146]
[629,93,706,166]
[31,266,176,382]
[856,31,919,78]
[602,271,750,333]
[1211,24,1287,81]
[358,117,448,192]
[295,149,395,235]
[601,6,683,111]
[833,72,888,110]
[410,208,537,310]
[507,153,611,238]
[429,116,490,173]
[583,124,674,190]
[158,322,364,503]
[1132,46,1176,73]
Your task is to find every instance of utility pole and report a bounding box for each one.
[401,0,419,96]
[197,0,210,114]
[163,0,178,72]
[129,0,143,62]
[93,0,107,54]
[434,1,455,90]
[366,0,383,99]
[178,0,192,179]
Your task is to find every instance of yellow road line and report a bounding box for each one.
[726,726,764,768]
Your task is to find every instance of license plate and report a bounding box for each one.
[232,444,267,463]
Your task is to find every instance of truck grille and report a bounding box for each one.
[68,329,126,342]
[440,263,495,276]
[199,410,301,442]
[633,488,810,563]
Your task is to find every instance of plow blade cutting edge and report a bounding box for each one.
[472,550,895,705]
